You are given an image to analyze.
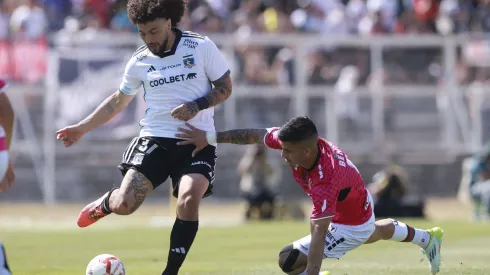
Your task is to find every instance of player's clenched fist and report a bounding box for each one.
[170,101,200,121]
[56,125,86,147]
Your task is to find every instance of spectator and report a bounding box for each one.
[10,0,47,40]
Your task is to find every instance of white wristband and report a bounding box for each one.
[206,131,217,144]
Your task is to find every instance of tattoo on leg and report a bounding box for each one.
[125,172,149,213]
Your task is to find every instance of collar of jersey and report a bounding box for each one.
[306,143,322,172]
[155,28,183,58]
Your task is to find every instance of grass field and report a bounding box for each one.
[1,200,490,275]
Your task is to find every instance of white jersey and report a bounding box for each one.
[119,29,230,138]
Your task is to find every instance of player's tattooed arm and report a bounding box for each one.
[171,73,232,121]
[216,128,267,145]
[203,72,232,108]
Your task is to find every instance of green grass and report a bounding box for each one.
[2,219,490,274]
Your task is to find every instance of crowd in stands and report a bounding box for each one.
[0,0,489,87]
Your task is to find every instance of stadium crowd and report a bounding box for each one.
[1,0,490,86]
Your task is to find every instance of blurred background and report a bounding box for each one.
[1,0,490,222]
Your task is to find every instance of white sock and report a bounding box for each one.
[390,219,430,249]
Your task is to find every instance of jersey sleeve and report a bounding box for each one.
[264,127,282,150]
[119,57,142,95]
[310,181,338,220]
[203,37,230,82]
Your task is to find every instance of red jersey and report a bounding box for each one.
[264,128,372,225]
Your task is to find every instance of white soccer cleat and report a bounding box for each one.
[421,227,444,274]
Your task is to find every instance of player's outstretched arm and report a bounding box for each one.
[305,218,331,275]
[171,74,232,121]
[176,122,266,157]
[56,90,135,147]
[216,128,266,144]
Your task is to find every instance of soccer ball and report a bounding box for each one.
[86,254,125,275]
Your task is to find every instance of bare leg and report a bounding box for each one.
[365,218,430,249]
[108,168,153,215]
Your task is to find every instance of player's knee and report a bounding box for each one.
[176,192,200,212]
[278,244,302,273]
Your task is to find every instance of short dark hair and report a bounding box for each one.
[278,116,318,143]
[127,0,187,27]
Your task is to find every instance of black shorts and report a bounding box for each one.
[117,136,217,198]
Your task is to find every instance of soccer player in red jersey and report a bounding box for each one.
[176,116,444,275]
[0,79,15,275]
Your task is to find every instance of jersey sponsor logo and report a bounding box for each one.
[149,74,186,87]
[183,55,196,68]
[160,63,181,71]
[183,39,198,49]
[137,51,149,61]
[147,65,156,73]
[191,161,212,169]
[186,73,197,80]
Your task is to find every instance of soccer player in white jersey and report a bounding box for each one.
[55,0,232,274]
[0,79,15,275]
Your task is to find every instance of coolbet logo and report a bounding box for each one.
[149,74,186,87]
[183,55,196,68]
[186,73,197,80]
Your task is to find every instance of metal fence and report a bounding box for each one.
[2,32,490,204]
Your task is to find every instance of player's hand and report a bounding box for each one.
[170,101,199,121]
[0,162,15,192]
[56,124,86,147]
[175,122,207,157]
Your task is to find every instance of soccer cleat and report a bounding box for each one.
[77,191,111,228]
[319,271,331,275]
[421,227,444,274]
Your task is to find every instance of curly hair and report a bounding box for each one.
[127,0,187,27]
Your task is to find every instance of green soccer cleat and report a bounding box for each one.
[421,227,444,274]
